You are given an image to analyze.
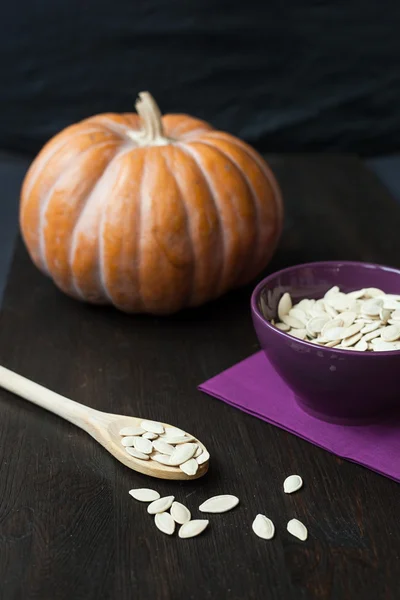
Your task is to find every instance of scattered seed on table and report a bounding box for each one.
[147,496,175,515]
[199,495,239,514]
[155,512,175,535]
[252,515,275,540]
[171,502,191,524]
[129,488,160,502]
[287,518,308,541]
[178,520,209,539]
[283,475,303,494]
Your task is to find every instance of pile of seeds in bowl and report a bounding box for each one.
[128,474,308,541]
[267,287,400,351]
[120,420,210,476]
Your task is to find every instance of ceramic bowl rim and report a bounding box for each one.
[251,260,400,358]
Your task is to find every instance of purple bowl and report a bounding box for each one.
[251,261,400,423]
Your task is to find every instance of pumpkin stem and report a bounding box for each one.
[135,92,168,144]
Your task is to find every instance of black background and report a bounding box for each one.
[2,0,400,156]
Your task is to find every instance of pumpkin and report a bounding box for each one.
[20,92,283,314]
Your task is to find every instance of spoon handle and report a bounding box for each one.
[0,365,101,429]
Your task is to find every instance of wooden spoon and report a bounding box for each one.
[0,365,209,480]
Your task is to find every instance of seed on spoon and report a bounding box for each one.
[129,488,160,502]
[119,426,145,436]
[121,436,137,447]
[133,437,153,454]
[283,475,303,494]
[141,420,165,434]
[142,432,158,440]
[196,450,210,465]
[169,443,198,466]
[125,447,150,460]
[162,435,193,445]
[152,439,175,455]
[164,427,186,437]
[180,458,198,476]
[147,496,175,514]
[151,453,174,465]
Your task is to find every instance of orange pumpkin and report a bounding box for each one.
[20,92,283,314]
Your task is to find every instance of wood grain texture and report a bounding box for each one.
[0,155,399,600]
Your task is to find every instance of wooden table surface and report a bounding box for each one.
[0,155,399,600]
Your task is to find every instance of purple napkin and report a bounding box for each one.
[199,352,400,483]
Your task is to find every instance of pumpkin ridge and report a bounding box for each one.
[22,127,112,204]
[69,143,124,301]
[39,140,117,276]
[161,148,195,306]
[202,132,284,230]
[192,138,259,286]
[176,142,226,298]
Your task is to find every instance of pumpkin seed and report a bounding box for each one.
[199,495,239,514]
[155,512,175,535]
[283,475,303,494]
[252,515,275,540]
[151,453,173,465]
[289,308,307,324]
[341,332,363,347]
[178,520,209,539]
[142,432,158,440]
[141,420,165,434]
[125,447,150,460]
[119,426,145,436]
[360,321,380,334]
[281,315,305,329]
[133,437,153,454]
[269,287,400,352]
[381,324,400,342]
[180,458,199,476]
[169,443,198,466]
[196,450,210,465]
[121,436,138,447]
[147,495,175,514]
[164,426,186,437]
[287,518,308,541]
[129,488,160,502]
[152,439,175,455]
[278,292,292,321]
[289,328,307,340]
[354,339,368,351]
[162,435,193,445]
[171,501,191,524]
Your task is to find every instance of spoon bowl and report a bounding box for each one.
[0,365,209,480]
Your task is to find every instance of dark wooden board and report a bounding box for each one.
[0,155,399,600]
